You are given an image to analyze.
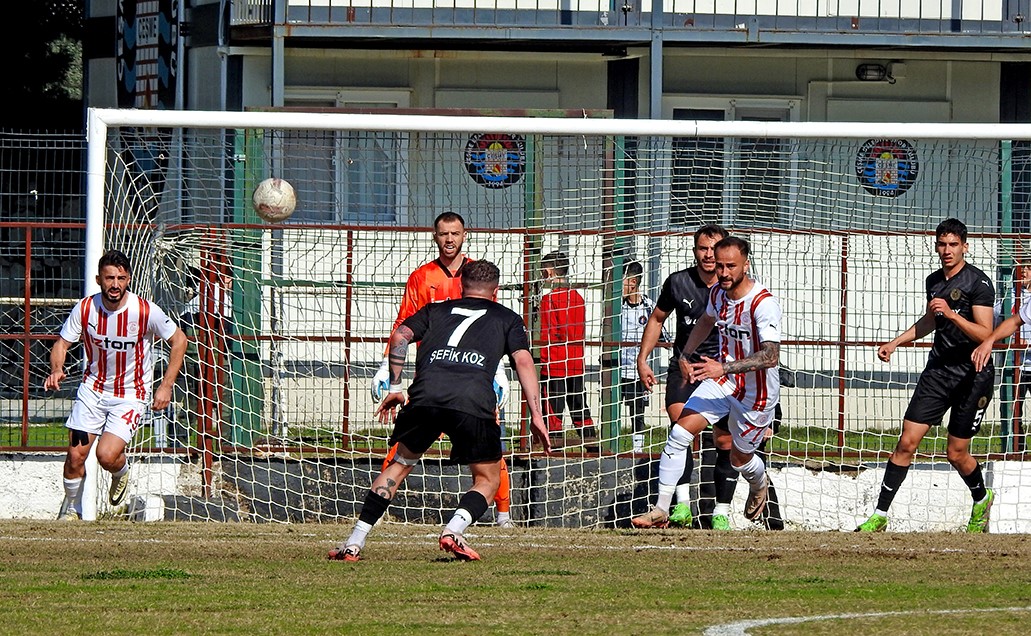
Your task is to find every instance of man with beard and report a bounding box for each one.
[633,236,782,529]
[45,249,187,519]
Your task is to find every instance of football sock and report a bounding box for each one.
[445,491,489,536]
[960,463,988,502]
[714,448,738,504]
[734,454,767,489]
[496,511,511,526]
[63,477,82,514]
[659,425,694,488]
[345,520,373,549]
[713,502,731,517]
[875,460,909,512]
[495,460,511,512]
[357,491,391,526]
[656,426,694,512]
[676,448,695,488]
[111,461,129,479]
[675,482,692,504]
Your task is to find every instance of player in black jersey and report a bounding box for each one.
[856,218,997,533]
[329,261,549,562]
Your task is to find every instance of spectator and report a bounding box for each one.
[539,251,596,450]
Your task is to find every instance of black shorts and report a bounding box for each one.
[389,404,502,465]
[904,363,994,439]
[665,363,703,409]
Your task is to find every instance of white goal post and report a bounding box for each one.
[80,107,1031,531]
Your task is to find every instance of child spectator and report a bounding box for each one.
[539,251,596,449]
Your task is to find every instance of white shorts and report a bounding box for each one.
[684,379,778,454]
[66,384,146,444]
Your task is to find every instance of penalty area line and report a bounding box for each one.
[703,606,1031,636]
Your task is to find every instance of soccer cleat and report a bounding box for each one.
[108,471,129,507]
[854,513,888,532]
[710,514,731,531]
[497,519,516,529]
[327,544,362,562]
[631,506,670,529]
[966,489,994,533]
[439,533,481,561]
[743,474,769,521]
[57,509,80,522]
[669,503,694,527]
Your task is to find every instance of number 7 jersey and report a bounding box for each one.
[401,297,530,418]
[706,281,782,411]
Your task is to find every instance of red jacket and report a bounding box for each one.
[539,286,586,377]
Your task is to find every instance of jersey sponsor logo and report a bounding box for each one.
[716,320,752,343]
[89,335,138,351]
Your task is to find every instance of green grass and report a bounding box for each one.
[1,521,1029,635]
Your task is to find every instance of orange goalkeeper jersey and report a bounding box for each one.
[391,256,471,334]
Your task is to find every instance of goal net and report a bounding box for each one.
[81,108,1031,532]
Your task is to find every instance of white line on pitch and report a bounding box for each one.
[703,606,1031,636]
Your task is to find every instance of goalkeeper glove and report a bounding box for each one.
[371,358,391,401]
[493,361,510,409]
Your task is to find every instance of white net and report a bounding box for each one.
[88,110,1031,531]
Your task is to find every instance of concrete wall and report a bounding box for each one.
[4,453,1028,532]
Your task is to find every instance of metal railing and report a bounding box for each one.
[230,0,1029,42]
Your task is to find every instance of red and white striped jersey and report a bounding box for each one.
[59,292,179,402]
[706,281,782,411]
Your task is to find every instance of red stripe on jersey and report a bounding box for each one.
[135,299,151,400]
[730,301,747,402]
[93,306,109,392]
[79,299,93,384]
[112,310,129,398]
[749,290,774,410]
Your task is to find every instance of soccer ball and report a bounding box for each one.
[252,178,297,222]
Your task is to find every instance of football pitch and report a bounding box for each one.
[1,520,1029,635]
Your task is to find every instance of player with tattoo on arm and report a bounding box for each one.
[632,236,782,529]
[329,260,549,562]
[371,212,515,527]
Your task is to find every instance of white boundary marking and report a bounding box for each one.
[703,606,1031,636]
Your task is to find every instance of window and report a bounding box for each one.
[664,97,799,229]
[283,89,411,224]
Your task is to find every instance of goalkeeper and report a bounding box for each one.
[370,212,515,527]
[330,260,549,562]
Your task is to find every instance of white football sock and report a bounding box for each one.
[733,454,766,489]
[445,508,474,536]
[345,520,373,549]
[63,477,83,514]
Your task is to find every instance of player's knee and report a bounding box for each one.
[664,425,695,456]
[95,450,123,472]
[945,445,972,466]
